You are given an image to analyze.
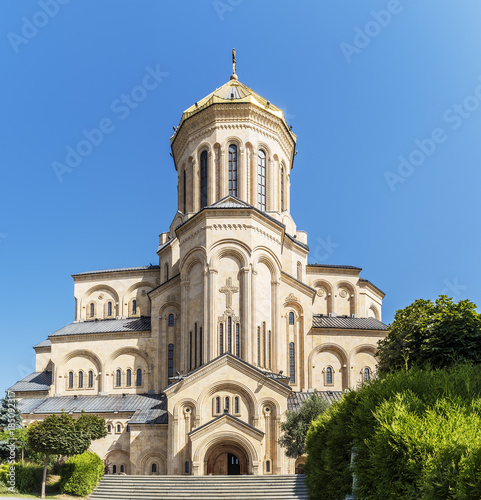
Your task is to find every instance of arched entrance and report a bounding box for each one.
[206,443,249,475]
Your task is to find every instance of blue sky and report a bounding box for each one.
[1,0,481,394]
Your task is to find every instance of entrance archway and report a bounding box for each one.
[206,443,248,475]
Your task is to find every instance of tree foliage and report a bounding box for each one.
[60,451,104,496]
[377,295,481,374]
[0,391,25,463]
[279,392,330,458]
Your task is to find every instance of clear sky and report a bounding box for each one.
[1,0,481,394]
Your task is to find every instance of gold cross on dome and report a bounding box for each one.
[232,48,236,75]
[220,277,239,310]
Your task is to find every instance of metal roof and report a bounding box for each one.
[17,393,167,422]
[49,317,151,337]
[287,391,344,411]
[8,371,52,392]
[307,264,362,271]
[72,265,159,277]
[33,339,51,348]
[359,278,386,296]
[312,315,388,331]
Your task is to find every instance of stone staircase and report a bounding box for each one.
[89,474,309,500]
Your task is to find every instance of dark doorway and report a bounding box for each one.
[228,453,240,475]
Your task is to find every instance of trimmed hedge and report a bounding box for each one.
[0,461,44,493]
[305,364,481,500]
[60,451,104,496]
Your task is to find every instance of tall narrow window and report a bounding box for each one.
[326,366,333,385]
[234,396,239,414]
[90,303,95,318]
[228,144,238,197]
[200,327,203,366]
[132,300,137,315]
[88,370,94,388]
[183,169,187,213]
[281,165,285,211]
[168,344,174,378]
[120,465,125,473]
[200,150,208,208]
[216,396,221,414]
[78,371,83,388]
[126,369,132,387]
[268,330,272,369]
[219,324,224,355]
[107,301,113,317]
[136,368,142,386]
[257,327,261,366]
[189,331,193,370]
[168,313,174,327]
[289,312,295,325]
[227,317,232,354]
[152,463,157,473]
[116,369,121,387]
[289,342,295,383]
[68,371,73,389]
[235,323,240,357]
[185,461,190,474]
[164,263,169,282]
[262,322,266,368]
[364,367,371,382]
[257,150,266,210]
[194,323,198,368]
[113,465,117,474]
[225,396,230,413]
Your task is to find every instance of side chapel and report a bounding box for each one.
[9,54,388,476]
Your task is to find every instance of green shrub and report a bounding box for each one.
[305,364,481,500]
[0,461,44,493]
[60,451,104,496]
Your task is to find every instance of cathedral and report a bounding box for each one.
[9,56,388,476]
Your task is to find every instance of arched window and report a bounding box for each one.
[88,370,94,388]
[136,368,142,387]
[78,371,83,389]
[89,303,95,318]
[183,169,187,213]
[266,460,271,473]
[132,299,137,315]
[326,366,333,385]
[185,461,190,474]
[234,396,239,414]
[227,317,232,354]
[235,323,240,357]
[168,344,174,378]
[225,396,230,413]
[289,311,295,325]
[257,150,266,210]
[289,342,295,383]
[200,150,208,208]
[117,424,121,433]
[216,396,221,414]
[126,369,132,387]
[107,424,111,433]
[364,367,371,382]
[113,465,117,474]
[219,323,224,355]
[228,144,238,197]
[257,327,261,366]
[152,463,157,473]
[120,465,124,473]
[280,165,285,211]
[168,313,174,327]
[107,301,113,317]
[200,327,203,366]
[115,369,121,387]
[68,371,73,389]
[194,323,198,368]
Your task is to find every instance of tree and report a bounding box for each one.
[0,391,26,463]
[377,295,481,374]
[279,392,330,458]
[27,412,106,499]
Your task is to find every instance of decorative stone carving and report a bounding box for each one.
[286,293,299,302]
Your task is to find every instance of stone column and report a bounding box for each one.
[239,147,247,201]
[240,267,250,361]
[251,268,257,365]
[207,151,215,205]
[219,149,226,199]
[192,158,199,212]
[267,156,274,211]
[181,280,189,373]
[272,280,280,372]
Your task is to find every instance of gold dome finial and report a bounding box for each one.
[230,48,238,80]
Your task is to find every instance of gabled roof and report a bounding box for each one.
[8,371,52,392]
[287,391,344,411]
[15,393,166,422]
[49,317,151,337]
[210,195,251,209]
[33,339,51,349]
[312,315,388,331]
[72,265,159,277]
[188,412,264,438]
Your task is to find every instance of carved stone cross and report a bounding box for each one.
[220,277,239,310]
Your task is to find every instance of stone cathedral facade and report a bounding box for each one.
[10,68,388,476]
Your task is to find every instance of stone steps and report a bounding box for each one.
[89,475,308,500]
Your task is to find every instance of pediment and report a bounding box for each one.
[188,413,264,441]
[209,195,252,209]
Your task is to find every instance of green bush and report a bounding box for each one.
[60,451,104,496]
[305,364,481,500]
[0,461,44,493]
